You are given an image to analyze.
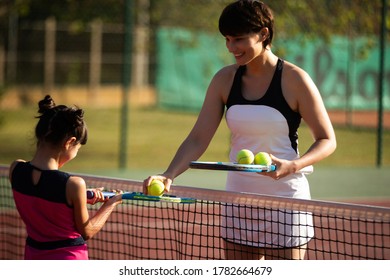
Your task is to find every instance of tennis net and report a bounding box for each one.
[1,165,389,260]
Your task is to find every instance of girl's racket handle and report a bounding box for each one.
[86,190,95,199]
[86,190,115,199]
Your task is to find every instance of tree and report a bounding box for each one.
[4,0,387,40]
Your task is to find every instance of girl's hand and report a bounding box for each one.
[86,187,107,205]
[105,189,123,206]
[87,188,123,205]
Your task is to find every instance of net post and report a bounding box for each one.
[119,0,133,169]
[376,0,387,168]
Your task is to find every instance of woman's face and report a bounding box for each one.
[224,33,263,65]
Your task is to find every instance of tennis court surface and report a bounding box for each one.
[1,165,389,260]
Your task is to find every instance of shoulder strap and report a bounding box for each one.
[226,66,246,109]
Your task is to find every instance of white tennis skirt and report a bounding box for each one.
[222,171,314,248]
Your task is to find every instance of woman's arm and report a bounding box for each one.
[143,66,234,192]
[272,62,336,178]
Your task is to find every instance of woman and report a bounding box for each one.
[9,95,122,260]
[144,0,336,259]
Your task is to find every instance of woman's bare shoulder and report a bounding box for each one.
[214,64,239,79]
[282,60,312,82]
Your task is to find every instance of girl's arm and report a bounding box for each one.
[67,176,122,240]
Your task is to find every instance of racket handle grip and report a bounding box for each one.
[86,190,115,199]
[86,190,94,199]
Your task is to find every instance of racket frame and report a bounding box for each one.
[87,190,196,203]
[189,161,276,172]
[189,161,313,174]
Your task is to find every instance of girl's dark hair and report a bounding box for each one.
[35,95,88,146]
[219,0,274,48]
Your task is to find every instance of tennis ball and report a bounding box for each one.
[236,149,254,164]
[254,152,272,165]
[148,179,165,196]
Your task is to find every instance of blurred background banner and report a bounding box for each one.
[156,27,231,111]
[157,29,390,111]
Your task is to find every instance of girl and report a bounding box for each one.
[9,95,122,260]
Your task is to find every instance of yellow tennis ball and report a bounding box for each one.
[236,149,254,164]
[254,152,272,165]
[148,179,165,196]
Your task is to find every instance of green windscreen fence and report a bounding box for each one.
[156,28,231,112]
[156,27,389,112]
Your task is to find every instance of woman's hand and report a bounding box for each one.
[261,154,299,180]
[143,175,173,195]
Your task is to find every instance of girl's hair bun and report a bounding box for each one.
[38,95,56,114]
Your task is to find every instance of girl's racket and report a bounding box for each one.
[87,190,196,204]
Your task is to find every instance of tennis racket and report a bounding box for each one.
[189,161,313,174]
[86,190,196,204]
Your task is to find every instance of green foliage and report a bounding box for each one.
[274,0,383,39]
[150,0,232,31]
[3,0,386,61]
[7,0,386,39]
[15,0,125,23]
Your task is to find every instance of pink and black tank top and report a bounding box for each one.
[11,162,87,259]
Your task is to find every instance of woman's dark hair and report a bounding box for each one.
[219,0,274,48]
[35,95,88,146]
